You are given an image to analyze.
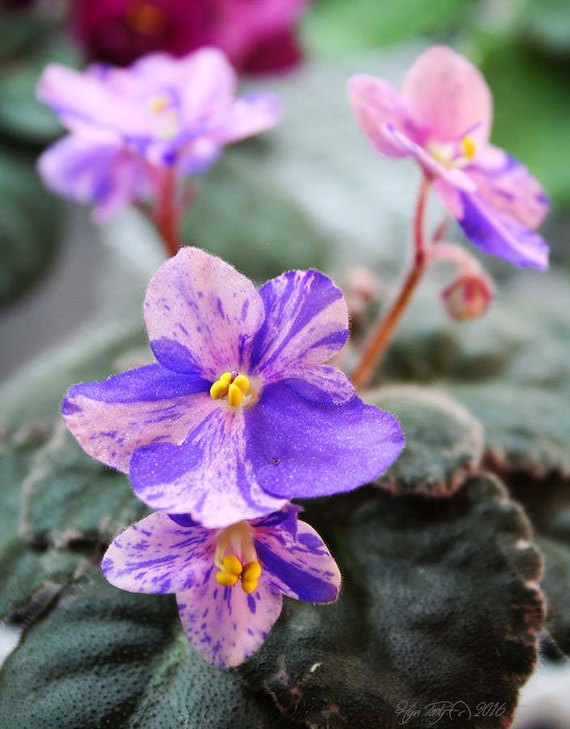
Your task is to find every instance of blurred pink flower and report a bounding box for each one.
[70,0,309,73]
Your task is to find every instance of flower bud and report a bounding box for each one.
[441,273,494,321]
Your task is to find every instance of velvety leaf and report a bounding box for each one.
[183,149,328,280]
[366,384,484,496]
[0,147,62,304]
[0,573,293,729]
[447,384,570,479]
[241,474,545,728]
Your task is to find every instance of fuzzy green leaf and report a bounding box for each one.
[366,385,484,496]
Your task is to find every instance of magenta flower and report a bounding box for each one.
[62,247,404,528]
[37,48,280,220]
[349,45,549,269]
[70,0,309,74]
[102,505,340,667]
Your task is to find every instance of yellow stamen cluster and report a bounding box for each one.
[210,372,251,408]
[460,135,476,160]
[215,555,262,594]
[126,1,166,35]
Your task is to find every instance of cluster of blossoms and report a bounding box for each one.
[63,247,405,666]
[37,48,280,227]
[69,0,310,74]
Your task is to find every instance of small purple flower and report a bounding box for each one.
[349,45,549,269]
[102,505,341,667]
[36,48,280,220]
[62,247,404,528]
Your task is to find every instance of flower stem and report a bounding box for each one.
[351,176,431,390]
[155,168,180,258]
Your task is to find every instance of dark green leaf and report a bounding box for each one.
[241,474,544,728]
[0,573,293,729]
[367,385,484,496]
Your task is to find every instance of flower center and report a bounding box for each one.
[149,94,179,140]
[214,521,262,594]
[210,371,252,408]
[427,134,477,169]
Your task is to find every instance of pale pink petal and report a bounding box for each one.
[61,364,214,473]
[102,512,213,594]
[176,48,236,125]
[144,247,265,377]
[177,567,283,667]
[348,74,410,158]
[466,146,549,229]
[206,93,281,144]
[402,46,492,147]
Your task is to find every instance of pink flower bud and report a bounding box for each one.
[441,273,494,321]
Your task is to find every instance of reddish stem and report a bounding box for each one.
[155,168,180,258]
[351,176,431,390]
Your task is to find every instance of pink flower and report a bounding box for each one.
[349,46,549,270]
[70,0,309,74]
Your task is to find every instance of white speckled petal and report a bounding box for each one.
[101,512,213,594]
[177,571,283,667]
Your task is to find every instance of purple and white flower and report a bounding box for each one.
[102,505,341,667]
[349,45,549,269]
[62,247,404,528]
[37,48,280,220]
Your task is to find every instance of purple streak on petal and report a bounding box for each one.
[102,512,213,594]
[254,518,340,603]
[168,514,201,527]
[144,248,265,378]
[62,365,215,473]
[249,270,348,381]
[466,147,549,229]
[456,191,549,270]
[245,382,404,499]
[253,503,301,535]
[176,569,283,667]
[280,365,355,405]
[131,407,286,527]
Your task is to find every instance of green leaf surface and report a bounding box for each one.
[240,474,544,728]
[367,385,484,496]
[0,147,62,305]
[305,0,468,56]
[0,573,294,729]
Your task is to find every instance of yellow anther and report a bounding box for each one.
[233,374,251,395]
[219,372,232,385]
[222,554,243,577]
[241,579,258,594]
[242,561,262,581]
[227,383,244,408]
[216,572,239,587]
[210,380,229,400]
[461,135,476,160]
[150,95,169,114]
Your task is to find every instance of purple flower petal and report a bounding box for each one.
[130,408,287,527]
[467,147,549,230]
[254,518,340,602]
[37,135,153,220]
[206,93,281,145]
[61,363,212,472]
[144,247,265,377]
[177,569,283,668]
[454,190,549,270]
[280,365,355,405]
[102,512,212,594]
[245,382,404,498]
[248,269,349,382]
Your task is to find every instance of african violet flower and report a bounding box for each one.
[62,247,404,528]
[102,505,340,666]
[349,45,549,269]
[37,48,279,220]
[70,0,309,74]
